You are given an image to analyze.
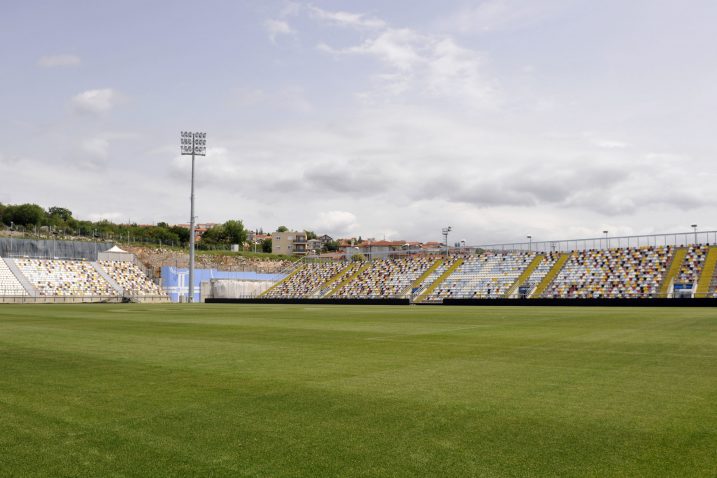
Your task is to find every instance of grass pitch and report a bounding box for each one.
[0,304,715,477]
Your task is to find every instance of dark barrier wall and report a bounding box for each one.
[0,238,114,260]
[441,298,717,307]
[206,298,411,305]
[207,297,717,306]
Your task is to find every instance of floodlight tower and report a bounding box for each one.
[691,224,698,244]
[442,226,452,258]
[180,131,207,303]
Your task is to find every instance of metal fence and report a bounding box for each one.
[473,230,717,253]
[0,238,114,260]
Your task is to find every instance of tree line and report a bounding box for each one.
[0,203,341,253]
[0,203,250,249]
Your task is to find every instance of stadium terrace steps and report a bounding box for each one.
[389,259,445,299]
[311,263,356,298]
[404,259,443,296]
[658,248,687,297]
[92,262,123,295]
[3,258,37,296]
[326,262,371,298]
[503,254,544,298]
[414,258,464,303]
[531,253,570,298]
[695,247,717,298]
[258,265,303,298]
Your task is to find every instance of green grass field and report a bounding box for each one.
[1,304,715,477]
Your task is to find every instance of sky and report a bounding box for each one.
[1,0,716,244]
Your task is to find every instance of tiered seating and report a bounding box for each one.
[264,262,354,298]
[99,260,166,296]
[0,259,28,296]
[15,259,117,297]
[543,246,671,298]
[412,256,460,298]
[332,256,435,298]
[522,252,561,296]
[426,252,537,301]
[674,245,708,285]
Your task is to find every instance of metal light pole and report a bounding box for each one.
[691,224,698,244]
[442,226,452,258]
[603,230,609,249]
[181,131,207,303]
[527,235,532,252]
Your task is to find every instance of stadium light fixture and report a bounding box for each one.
[691,224,698,244]
[527,235,532,252]
[603,230,609,249]
[180,131,207,303]
[442,226,452,257]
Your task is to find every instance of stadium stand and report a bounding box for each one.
[0,258,28,296]
[520,252,562,297]
[543,246,672,298]
[264,261,360,298]
[332,256,436,298]
[15,258,117,297]
[674,244,708,285]
[99,261,166,297]
[424,252,538,301]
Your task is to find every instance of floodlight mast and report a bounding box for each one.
[180,132,206,303]
[442,226,452,257]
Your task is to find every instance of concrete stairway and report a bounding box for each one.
[258,265,303,297]
[3,258,38,296]
[695,247,717,298]
[325,262,371,298]
[92,262,123,295]
[311,263,356,298]
[658,248,686,298]
[530,253,570,298]
[414,258,464,303]
[503,254,544,298]
[401,259,443,298]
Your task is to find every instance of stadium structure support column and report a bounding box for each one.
[181,131,207,303]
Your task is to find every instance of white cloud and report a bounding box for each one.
[311,211,360,237]
[264,19,294,42]
[71,88,121,115]
[37,54,81,67]
[439,0,568,34]
[317,18,496,106]
[232,85,312,112]
[88,212,124,222]
[309,6,386,29]
[81,138,109,160]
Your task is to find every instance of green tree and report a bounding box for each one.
[325,240,340,252]
[170,225,190,244]
[351,253,367,262]
[261,237,272,253]
[223,220,247,246]
[4,204,46,227]
[277,225,289,232]
[48,207,73,222]
[200,225,226,245]
[305,230,317,240]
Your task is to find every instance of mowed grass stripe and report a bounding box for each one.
[0,304,716,477]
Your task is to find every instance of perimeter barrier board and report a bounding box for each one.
[205,298,410,305]
[441,298,717,307]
